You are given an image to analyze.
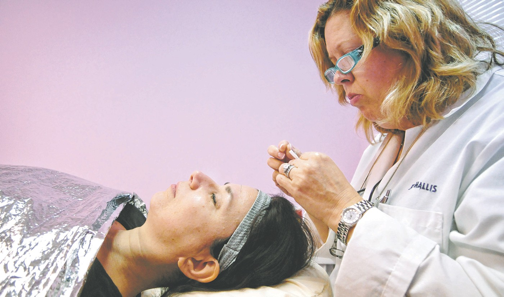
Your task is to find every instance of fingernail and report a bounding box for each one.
[280,144,285,150]
[278,152,285,159]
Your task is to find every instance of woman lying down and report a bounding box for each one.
[80,171,315,296]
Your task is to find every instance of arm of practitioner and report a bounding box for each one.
[268,142,504,296]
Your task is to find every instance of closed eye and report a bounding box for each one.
[211,193,217,205]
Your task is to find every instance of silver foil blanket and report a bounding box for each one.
[0,165,147,296]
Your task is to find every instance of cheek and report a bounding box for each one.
[177,219,234,254]
[155,212,211,251]
[360,51,402,92]
[363,65,389,90]
[152,199,207,235]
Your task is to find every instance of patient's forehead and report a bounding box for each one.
[223,184,258,215]
[232,184,257,202]
[243,186,258,203]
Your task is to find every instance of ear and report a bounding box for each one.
[177,254,220,283]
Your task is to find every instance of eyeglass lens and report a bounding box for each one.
[324,55,356,83]
[325,69,336,83]
[337,56,355,72]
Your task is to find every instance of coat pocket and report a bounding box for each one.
[378,203,444,247]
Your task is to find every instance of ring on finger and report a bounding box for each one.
[283,164,296,179]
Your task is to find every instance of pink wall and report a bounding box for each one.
[0,0,369,207]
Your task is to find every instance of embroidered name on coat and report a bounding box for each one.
[408,181,437,192]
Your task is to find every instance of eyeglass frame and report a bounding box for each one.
[324,39,380,84]
[324,45,364,84]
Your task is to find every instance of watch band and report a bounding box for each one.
[336,221,351,244]
[330,200,373,258]
[336,200,373,243]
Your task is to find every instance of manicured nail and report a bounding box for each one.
[278,152,285,159]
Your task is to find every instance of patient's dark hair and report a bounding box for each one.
[165,195,315,295]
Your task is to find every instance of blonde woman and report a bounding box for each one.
[267,0,503,295]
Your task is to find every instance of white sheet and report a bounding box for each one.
[142,264,333,297]
[142,262,332,297]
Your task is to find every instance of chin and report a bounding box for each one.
[149,193,166,210]
[362,113,382,125]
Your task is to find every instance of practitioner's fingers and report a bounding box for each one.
[268,145,286,160]
[267,142,288,160]
[267,141,302,194]
[280,142,303,160]
[272,170,290,196]
[267,145,285,162]
[275,170,296,197]
[267,156,284,171]
[286,144,302,160]
[278,163,297,180]
[276,140,290,160]
[267,141,302,161]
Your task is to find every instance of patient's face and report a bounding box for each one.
[146,171,258,259]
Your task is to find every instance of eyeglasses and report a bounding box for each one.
[324,45,364,84]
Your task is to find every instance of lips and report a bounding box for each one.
[171,183,177,198]
[346,93,361,106]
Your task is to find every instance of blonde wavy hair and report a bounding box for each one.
[309,0,504,142]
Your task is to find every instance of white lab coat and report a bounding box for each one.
[317,66,504,296]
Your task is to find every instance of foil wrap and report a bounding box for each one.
[0,165,147,297]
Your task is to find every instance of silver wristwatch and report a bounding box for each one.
[330,200,373,257]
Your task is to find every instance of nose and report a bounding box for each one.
[189,171,215,190]
[333,70,354,85]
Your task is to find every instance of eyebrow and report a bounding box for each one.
[225,186,233,199]
[221,186,235,209]
[330,38,361,61]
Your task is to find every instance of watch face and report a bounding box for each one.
[342,208,360,225]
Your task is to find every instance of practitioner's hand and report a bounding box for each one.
[267,141,302,195]
[275,152,363,232]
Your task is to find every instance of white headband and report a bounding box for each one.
[217,190,271,272]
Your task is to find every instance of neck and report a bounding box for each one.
[97,223,179,297]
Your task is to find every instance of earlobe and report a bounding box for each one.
[177,255,220,283]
